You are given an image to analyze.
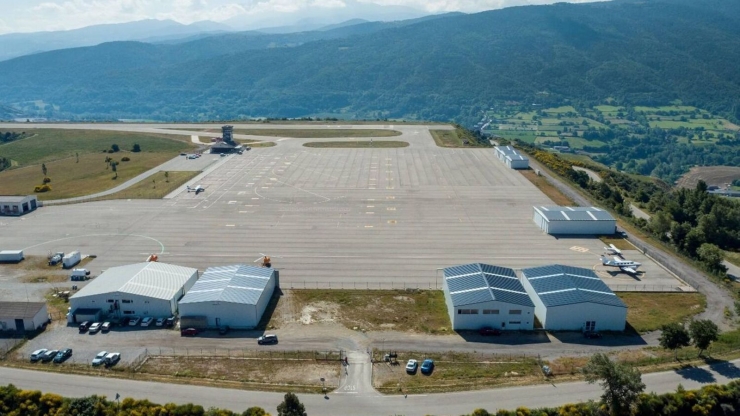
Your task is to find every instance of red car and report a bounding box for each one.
[479,327,502,336]
[180,328,198,336]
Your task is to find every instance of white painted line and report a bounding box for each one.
[225,224,235,227]
[366,212,375,214]
[367,205,375,208]
[252,198,260,200]
[228,201,237,204]
[364,225,373,228]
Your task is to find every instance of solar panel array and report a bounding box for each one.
[522,264,626,308]
[179,265,274,305]
[444,263,534,307]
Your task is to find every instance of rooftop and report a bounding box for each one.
[0,301,46,319]
[179,264,274,305]
[533,206,615,222]
[443,263,534,307]
[0,195,34,203]
[522,264,625,308]
[71,262,198,301]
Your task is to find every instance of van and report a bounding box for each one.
[70,269,90,278]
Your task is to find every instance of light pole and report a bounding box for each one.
[321,377,326,398]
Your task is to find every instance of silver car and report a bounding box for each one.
[92,351,108,366]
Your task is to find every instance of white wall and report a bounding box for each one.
[71,292,176,319]
[543,303,626,331]
[179,302,256,328]
[532,210,550,233]
[450,299,534,331]
[520,276,549,327]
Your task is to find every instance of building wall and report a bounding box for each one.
[507,158,529,169]
[0,305,49,331]
[541,303,627,331]
[254,275,276,327]
[520,276,549,327]
[0,196,38,216]
[72,292,177,319]
[532,210,550,233]
[179,302,257,329]
[547,220,616,235]
[449,299,534,331]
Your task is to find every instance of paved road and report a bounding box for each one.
[529,158,735,329]
[3,359,740,415]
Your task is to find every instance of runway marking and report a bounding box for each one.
[252,198,260,200]
[365,225,374,228]
[238,191,246,195]
[387,207,396,211]
[386,196,395,199]
[570,246,590,253]
[225,224,235,227]
[366,212,375,214]
[367,205,375,208]
[22,233,166,254]
[388,220,397,224]
[228,201,238,204]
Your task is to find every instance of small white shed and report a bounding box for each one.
[0,302,48,332]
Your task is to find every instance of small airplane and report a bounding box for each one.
[604,244,623,258]
[186,185,205,195]
[601,255,641,275]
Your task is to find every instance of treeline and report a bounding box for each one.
[0,384,270,416]
[520,142,737,275]
[0,131,25,144]
[0,156,9,172]
[468,380,740,416]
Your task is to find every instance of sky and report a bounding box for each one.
[0,0,598,34]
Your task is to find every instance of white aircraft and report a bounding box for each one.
[186,185,205,195]
[601,255,641,275]
[604,244,623,258]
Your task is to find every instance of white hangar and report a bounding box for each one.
[532,206,616,235]
[494,146,529,169]
[178,265,276,329]
[69,262,198,322]
[521,265,627,332]
[443,263,535,331]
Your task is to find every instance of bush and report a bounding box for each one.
[132,144,141,152]
[111,144,120,152]
[42,177,51,183]
[34,184,51,193]
[121,157,130,162]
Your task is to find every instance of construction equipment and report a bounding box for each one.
[146,254,159,262]
[253,253,272,268]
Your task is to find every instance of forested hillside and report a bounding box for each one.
[1,0,740,122]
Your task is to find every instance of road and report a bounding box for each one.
[3,359,740,415]
[529,158,735,329]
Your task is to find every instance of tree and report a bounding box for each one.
[132,143,141,152]
[276,392,306,416]
[165,171,169,183]
[76,152,79,163]
[689,319,719,357]
[659,323,691,360]
[697,243,727,275]
[242,407,269,416]
[111,144,120,152]
[41,163,47,177]
[111,162,118,179]
[582,353,645,416]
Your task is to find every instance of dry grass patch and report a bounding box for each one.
[289,290,451,333]
[520,170,576,205]
[238,140,276,148]
[430,129,488,148]
[139,355,339,393]
[303,141,409,148]
[599,235,634,250]
[90,171,199,201]
[676,166,740,189]
[618,292,706,333]
[374,351,540,394]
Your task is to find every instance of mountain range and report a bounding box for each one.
[1,0,739,123]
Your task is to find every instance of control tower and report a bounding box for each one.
[222,125,234,143]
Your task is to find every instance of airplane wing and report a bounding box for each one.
[620,267,637,274]
[610,244,622,254]
[614,256,622,262]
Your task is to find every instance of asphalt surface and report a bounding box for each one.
[3,358,740,415]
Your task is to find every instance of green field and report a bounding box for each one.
[303,141,409,148]
[617,292,706,333]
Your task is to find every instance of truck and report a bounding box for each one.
[70,268,90,281]
[48,252,64,266]
[62,251,81,269]
[0,250,24,263]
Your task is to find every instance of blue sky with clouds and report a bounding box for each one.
[0,0,598,34]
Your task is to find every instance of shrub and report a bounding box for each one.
[111,144,120,152]
[121,157,130,162]
[132,144,141,152]
[42,177,51,183]
[107,149,114,153]
[34,184,51,193]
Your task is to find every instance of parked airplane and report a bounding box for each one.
[601,255,641,275]
[186,185,205,195]
[604,244,623,258]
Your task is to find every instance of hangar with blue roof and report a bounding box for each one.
[443,263,535,331]
[178,265,276,329]
[521,265,627,331]
[532,206,616,235]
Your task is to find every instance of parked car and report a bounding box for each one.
[405,359,418,374]
[78,321,91,332]
[41,349,58,362]
[257,334,278,345]
[155,318,165,327]
[105,352,121,367]
[128,317,141,326]
[92,351,108,366]
[479,327,502,336]
[140,317,153,327]
[420,359,435,375]
[88,322,102,334]
[219,326,230,335]
[30,349,48,362]
[583,331,603,339]
[101,322,111,332]
[181,327,198,337]
[53,348,72,363]
[164,317,175,328]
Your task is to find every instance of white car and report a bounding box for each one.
[104,352,121,366]
[128,317,141,326]
[155,318,165,327]
[88,322,101,333]
[140,317,153,327]
[91,351,108,366]
[101,322,111,332]
[30,349,48,362]
[406,359,418,373]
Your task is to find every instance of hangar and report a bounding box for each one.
[179,265,276,329]
[0,195,38,216]
[69,262,198,322]
[494,146,529,169]
[521,264,627,332]
[443,263,535,331]
[0,302,48,332]
[532,206,616,235]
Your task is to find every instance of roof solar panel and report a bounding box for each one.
[450,288,493,307]
[490,289,535,307]
[444,264,481,278]
[485,275,526,293]
[447,273,487,293]
[480,264,516,278]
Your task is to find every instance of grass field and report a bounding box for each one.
[288,290,451,333]
[188,128,401,138]
[303,141,409,148]
[519,170,575,205]
[430,129,488,148]
[725,251,740,269]
[90,171,199,201]
[617,292,706,333]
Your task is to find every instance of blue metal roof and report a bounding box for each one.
[522,265,625,308]
[444,263,534,307]
[533,206,615,222]
[179,265,274,306]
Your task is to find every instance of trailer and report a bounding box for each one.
[0,250,24,263]
[62,251,81,269]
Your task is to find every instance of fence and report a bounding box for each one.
[143,347,343,362]
[0,337,25,360]
[283,281,442,290]
[609,284,697,292]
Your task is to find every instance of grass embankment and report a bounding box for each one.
[617,292,706,333]
[89,171,198,201]
[191,128,401,138]
[303,141,409,148]
[0,129,193,200]
[599,236,634,250]
[430,128,488,148]
[520,169,575,205]
[374,351,540,394]
[288,290,451,333]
